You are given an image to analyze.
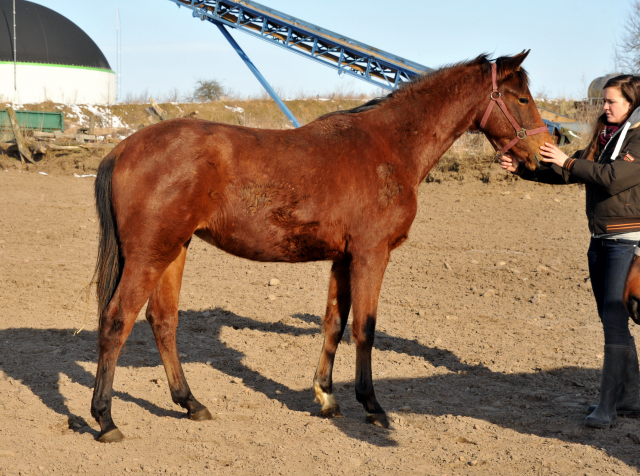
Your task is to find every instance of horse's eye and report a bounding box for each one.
[518,98,529,105]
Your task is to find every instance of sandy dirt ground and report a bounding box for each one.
[1,166,640,476]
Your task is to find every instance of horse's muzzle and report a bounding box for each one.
[531,153,542,170]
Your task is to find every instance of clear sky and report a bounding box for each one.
[33,0,633,101]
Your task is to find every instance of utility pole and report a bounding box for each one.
[116,5,121,103]
[13,0,17,99]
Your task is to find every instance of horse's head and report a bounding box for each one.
[477,51,551,171]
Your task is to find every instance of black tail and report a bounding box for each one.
[94,152,123,322]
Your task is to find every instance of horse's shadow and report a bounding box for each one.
[0,309,638,469]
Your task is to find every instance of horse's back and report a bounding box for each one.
[107,118,415,263]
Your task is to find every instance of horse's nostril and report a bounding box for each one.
[533,153,541,168]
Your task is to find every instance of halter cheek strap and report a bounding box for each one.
[479,63,547,156]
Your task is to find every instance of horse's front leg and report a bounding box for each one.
[350,246,390,428]
[624,253,640,325]
[313,258,352,417]
[146,244,212,421]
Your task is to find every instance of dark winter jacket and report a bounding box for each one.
[516,107,640,235]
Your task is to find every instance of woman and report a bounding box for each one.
[501,75,640,428]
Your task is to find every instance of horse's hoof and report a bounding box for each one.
[189,408,213,421]
[98,428,124,443]
[318,405,344,419]
[366,412,390,428]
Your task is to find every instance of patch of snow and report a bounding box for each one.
[38,172,48,175]
[69,105,89,125]
[225,105,245,114]
[85,104,127,129]
[74,173,97,178]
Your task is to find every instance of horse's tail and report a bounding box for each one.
[94,151,122,322]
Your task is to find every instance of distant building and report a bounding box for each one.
[0,0,115,104]
[588,74,622,105]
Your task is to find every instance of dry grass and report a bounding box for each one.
[108,97,371,130]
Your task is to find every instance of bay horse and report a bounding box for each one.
[624,252,640,325]
[91,51,551,442]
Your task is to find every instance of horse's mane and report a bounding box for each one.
[319,53,530,120]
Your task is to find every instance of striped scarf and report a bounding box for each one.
[599,124,621,147]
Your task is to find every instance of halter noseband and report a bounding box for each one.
[479,62,547,157]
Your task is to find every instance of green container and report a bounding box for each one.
[0,109,65,132]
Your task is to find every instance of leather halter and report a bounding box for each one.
[479,62,547,157]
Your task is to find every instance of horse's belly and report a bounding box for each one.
[195,219,342,263]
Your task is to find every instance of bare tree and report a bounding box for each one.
[615,1,640,73]
[191,79,225,102]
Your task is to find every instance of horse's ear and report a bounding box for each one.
[496,50,530,80]
[511,50,530,71]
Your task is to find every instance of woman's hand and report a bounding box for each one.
[539,142,568,167]
[500,154,520,173]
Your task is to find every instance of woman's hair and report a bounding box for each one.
[581,75,640,161]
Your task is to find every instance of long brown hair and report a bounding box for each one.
[582,75,640,161]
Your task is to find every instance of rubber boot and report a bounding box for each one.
[586,337,640,417]
[585,345,630,429]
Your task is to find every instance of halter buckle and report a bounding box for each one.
[516,129,527,140]
[490,91,501,100]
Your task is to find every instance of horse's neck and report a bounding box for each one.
[375,70,485,186]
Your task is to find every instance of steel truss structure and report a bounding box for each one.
[170,0,431,89]
[169,0,431,125]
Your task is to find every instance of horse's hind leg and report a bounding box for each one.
[146,243,212,421]
[350,247,389,428]
[313,258,351,417]
[91,262,167,443]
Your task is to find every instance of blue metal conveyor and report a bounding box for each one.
[168,0,432,126]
